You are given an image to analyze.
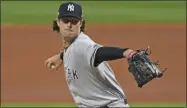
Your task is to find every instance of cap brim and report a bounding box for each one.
[58,14,82,19]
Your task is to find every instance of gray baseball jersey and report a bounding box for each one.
[63,32,127,107]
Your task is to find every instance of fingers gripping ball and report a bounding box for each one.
[127,46,167,88]
[49,62,56,70]
[50,65,56,69]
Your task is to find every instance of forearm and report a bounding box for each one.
[94,47,133,67]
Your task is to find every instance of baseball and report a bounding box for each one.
[51,65,56,69]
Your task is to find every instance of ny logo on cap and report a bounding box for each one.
[67,4,74,11]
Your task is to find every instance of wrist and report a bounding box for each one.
[123,49,134,58]
[60,52,64,60]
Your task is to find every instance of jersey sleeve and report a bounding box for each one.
[85,43,102,67]
[74,40,102,67]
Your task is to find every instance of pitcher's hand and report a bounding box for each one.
[45,54,63,71]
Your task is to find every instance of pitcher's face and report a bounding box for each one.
[57,17,82,40]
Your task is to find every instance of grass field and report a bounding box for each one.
[1,1,186,24]
[1,102,186,107]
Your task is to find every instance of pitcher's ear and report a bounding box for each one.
[80,19,85,32]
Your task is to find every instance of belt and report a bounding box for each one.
[100,99,128,108]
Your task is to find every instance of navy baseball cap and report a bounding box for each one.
[58,2,82,19]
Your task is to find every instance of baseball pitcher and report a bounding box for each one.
[45,2,165,108]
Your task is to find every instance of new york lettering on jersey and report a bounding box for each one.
[65,67,79,80]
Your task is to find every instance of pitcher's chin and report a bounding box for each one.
[63,36,76,43]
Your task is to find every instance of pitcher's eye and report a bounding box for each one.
[71,19,79,25]
[61,19,69,24]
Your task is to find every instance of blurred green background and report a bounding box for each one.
[1,1,186,24]
[1,1,186,107]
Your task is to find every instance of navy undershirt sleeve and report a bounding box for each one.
[94,47,129,67]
